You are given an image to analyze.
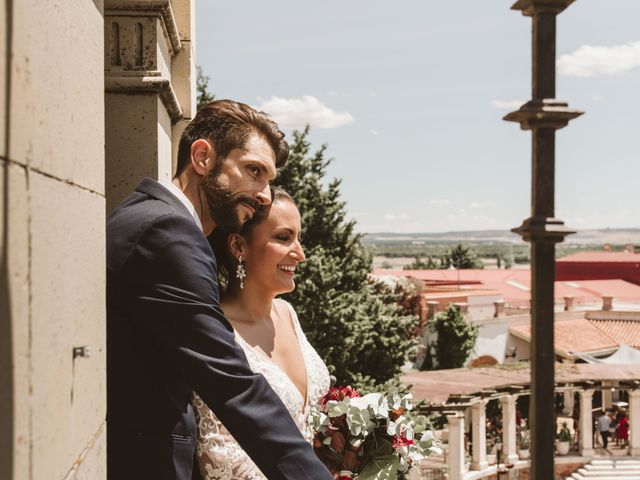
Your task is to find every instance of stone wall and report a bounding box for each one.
[1,1,196,479]
[0,1,107,479]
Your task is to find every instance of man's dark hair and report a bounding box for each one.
[176,99,288,176]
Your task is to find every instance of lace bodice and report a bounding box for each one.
[193,301,330,480]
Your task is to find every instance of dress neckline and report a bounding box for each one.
[231,301,310,412]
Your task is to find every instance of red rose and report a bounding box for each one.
[321,386,361,407]
[393,434,414,449]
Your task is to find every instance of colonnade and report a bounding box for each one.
[444,386,640,480]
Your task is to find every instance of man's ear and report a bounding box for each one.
[228,234,246,260]
[190,139,214,176]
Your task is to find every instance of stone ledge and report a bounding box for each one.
[105,76,183,123]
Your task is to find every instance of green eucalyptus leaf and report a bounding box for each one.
[358,454,399,480]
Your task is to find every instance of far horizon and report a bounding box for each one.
[363,227,640,238]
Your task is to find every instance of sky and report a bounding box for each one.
[196,1,640,234]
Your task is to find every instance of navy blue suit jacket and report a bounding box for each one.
[106,178,331,480]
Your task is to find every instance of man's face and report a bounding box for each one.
[201,133,277,233]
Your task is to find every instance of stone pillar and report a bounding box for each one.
[563,389,575,415]
[426,301,439,320]
[470,400,488,470]
[602,295,613,311]
[601,381,612,410]
[500,395,520,464]
[629,390,640,456]
[447,413,466,480]
[453,302,469,315]
[494,300,506,318]
[579,390,595,457]
[563,296,575,311]
[104,0,196,213]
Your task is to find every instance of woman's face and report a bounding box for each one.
[242,199,305,296]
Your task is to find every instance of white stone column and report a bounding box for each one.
[563,389,575,415]
[629,390,640,456]
[470,400,488,470]
[579,390,595,456]
[447,413,466,480]
[500,395,519,464]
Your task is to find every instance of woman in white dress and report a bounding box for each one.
[193,187,330,480]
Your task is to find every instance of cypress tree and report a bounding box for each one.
[276,127,419,391]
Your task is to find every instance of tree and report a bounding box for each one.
[440,244,484,269]
[275,128,420,391]
[403,255,439,270]
[196,65,215,110]
[431,305,479,369]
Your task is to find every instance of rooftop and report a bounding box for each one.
[558,252,640,263]
[508,311,640,358]
[403,363,640,405]
[374,269,640,306]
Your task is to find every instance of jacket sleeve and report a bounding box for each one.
[124,213,331,480]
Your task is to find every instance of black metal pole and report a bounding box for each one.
[505,1,583,478]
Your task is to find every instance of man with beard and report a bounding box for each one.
[106,100,332,480]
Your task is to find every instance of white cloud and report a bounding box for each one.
[469,201,496,209]
[558,41,640,77]
[384,213,409,221]
[256,95,354,129]
[370,129,380,136]
[429,199,451,206]
[592,94,603,101]
[491,99,524,110]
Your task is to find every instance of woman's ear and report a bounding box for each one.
[228,234,246,260]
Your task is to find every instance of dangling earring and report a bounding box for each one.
[235,255,247,290]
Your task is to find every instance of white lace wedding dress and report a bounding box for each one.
[192,301,330,480]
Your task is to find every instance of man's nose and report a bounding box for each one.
[255,184,271,206]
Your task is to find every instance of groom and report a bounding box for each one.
[106,100,331,480]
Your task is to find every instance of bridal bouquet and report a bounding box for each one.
[309,386,440,480]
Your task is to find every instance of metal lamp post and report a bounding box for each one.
[504,0,583,478]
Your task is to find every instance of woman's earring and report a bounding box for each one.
[236,255,247,290]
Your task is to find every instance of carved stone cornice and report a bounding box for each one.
[105,76,182,122]
[105,0,181,54]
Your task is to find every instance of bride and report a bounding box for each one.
[193,187,330,480]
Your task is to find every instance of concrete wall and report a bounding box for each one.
[473,315,532,364]
[1,1,107,479]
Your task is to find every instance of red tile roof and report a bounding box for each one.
[510,318,619,357]
[590,320,640,349]
[373,269,640,305]
[403,364,640,404]
[558,252,640,263]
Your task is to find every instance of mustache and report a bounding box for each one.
[236,196,260,212]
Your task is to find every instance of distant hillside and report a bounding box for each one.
[363,228,640,246]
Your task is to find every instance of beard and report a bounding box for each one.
[200,166,260,234]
